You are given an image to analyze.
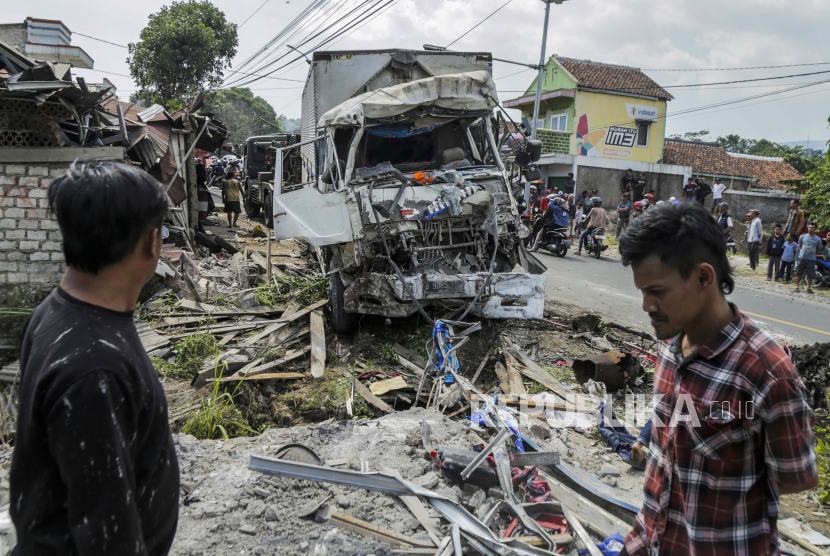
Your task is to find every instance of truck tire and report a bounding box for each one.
[329,273,358,334]
[244,189,260,218]
[263,192,274,229]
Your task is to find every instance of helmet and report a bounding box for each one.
[546,194,556,201]
[656,200,666,207]
[530,185,537,191]
[590,196,602,205]
[644,194,654,202]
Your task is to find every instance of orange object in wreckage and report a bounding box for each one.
[414,172,434,184]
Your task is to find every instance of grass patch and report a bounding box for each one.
[207,294,235,308]
[380,343,398,362]
[255,269,327,307]
[151,357,191,380]
[545,366,574,383]
[182,363,261,440]
[817,423,830,505]
[526,382,548,395]
[152,332,218,380]
[261,346,287,364]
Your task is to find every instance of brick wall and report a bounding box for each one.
[0,162,67,288]
[537,129,570,155]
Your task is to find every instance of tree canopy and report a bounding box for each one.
[128,1,238,110]
[203,88,284,146]
[717,134,823,175]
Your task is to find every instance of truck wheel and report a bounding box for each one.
[263,192,274,229]
[329,273,358,334]
[244,190,260,217]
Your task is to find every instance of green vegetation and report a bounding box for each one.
[804,147,830,230]
[254,270,327,307]
[182,363,260,440]
[203,87,284,145]
[817,423,830,506]
[525,381,548,395]
[151,332,217,380]
[128,0,238,109]
[379,343,398,361]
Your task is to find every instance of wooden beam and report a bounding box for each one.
[469,354,490,386]
[310,310,326,378]
[562,504,603,556]
[327,511,434,549]
[369,376,409,396]
[352,375,394,413]
[392,343,427,369]
[239,299,326,347]
[219,372,307,383]
[395,355,424,377]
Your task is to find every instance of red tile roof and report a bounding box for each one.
[557,57,673,100]
[662,139,806,190]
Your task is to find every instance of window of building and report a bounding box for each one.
[536,119,545,133]
[637,123,649,147]
[550,113,568,132]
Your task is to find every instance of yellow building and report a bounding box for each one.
[504,56,673,164]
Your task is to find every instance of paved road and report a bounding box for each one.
[537,249,830,346]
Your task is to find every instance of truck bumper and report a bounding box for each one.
[342,272,546,320]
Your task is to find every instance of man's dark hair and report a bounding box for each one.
[568,172,574,177]
[774,223,781,229]
[792,198,800,206]
[619,202,735,294]
[48,162,168,274]
[626,168,632,172]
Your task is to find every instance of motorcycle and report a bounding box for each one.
[584,227,607,259]
[537,225,571,258]
[815,258,830,288]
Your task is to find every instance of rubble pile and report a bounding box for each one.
[791,342,830,410]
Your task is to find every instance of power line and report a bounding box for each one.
[668,83,830,122]
[644,62,830,72]
[660,69,830,88]
[73,32,128,48]
[495,68,534,81]
[446,0,514,48]
[239,0,272,29]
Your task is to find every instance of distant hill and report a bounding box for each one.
[781,140,828,151]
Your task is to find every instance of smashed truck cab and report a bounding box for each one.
[268,50,546,332]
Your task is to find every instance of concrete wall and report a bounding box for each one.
[0,24,26,51]
[721,189,801,253]
[0,147,127,296]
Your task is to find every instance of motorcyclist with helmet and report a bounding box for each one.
[576,196,608,255]
[529,197,570,253]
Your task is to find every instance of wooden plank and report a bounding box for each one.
[513,534,573,547]
[469,354,490,386]
[239,299,326,347]
[392,343,427,369]
[328,511,434,549]
[177,299,218,313]
[251,252,286,278]
[562,504,603,556]
[369,376,409,396]
[494,362,513,394]
[779,524,830,556]
[244,346,311,377]
[503,343,597,410]
[310,309,326,378]
[536,470,630,538]
[383,468,441,547]
[353,377,394,414]
[503,358,527,396]
[136,322,170,353]
[219,372,307,383]
[218,331,239,346]
[268,301,303,345]
[395,355,424,377]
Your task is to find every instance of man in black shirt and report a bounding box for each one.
[620,169,636,194]
[563,172,576,194]
[633,172,647,202]
[11,162,179,556]
[683,177,697,201]
[694,176,712,206]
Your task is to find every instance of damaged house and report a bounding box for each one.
[0,18,227,294]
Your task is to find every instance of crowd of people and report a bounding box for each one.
[520,171,827,292]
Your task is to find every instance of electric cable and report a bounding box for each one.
[73,33,128,48]
[643,62,830,71]
[446,0,515,48]
[239,0,272,29]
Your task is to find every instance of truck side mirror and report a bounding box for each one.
[321,159,346,185]
[526,140,542,162]
[523,165,541,182]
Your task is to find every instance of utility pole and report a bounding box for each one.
[531,0,555,140]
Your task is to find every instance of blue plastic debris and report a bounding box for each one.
[432,320,458,384]
[577,533,626,555]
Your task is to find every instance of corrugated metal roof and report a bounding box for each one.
[137,103,166,122]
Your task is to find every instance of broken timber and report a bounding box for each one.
[351,374,394,413]
[310,309,326,378]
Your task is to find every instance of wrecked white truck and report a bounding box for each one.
[265,49,547,332]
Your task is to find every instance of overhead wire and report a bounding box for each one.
[445,0,515,48]
[238,0,272,29]
[73,33,128,48]
[643,62,830,71]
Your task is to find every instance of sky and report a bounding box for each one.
[12,0,830,146]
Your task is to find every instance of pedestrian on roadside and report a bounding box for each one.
[620,169,636,195]
[616,192,632,237]
[567,194,577,237]
[711,177,726,215]
[683,177,697,201]
[223,168,242,228]
[765,224,785,281]
[633,172,647,202]
[818,238,830,262]
[778,233,798,282]
[694,176,712,206]
[618,202,818,556]
[563,172,576,194]
[794,222,822,294]
[11,162,180,556]
[716,202,733,239]
[538,188,550,212]
[746,209,763,271]
[783,198,805,239]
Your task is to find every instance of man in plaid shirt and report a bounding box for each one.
[618,202,818,556]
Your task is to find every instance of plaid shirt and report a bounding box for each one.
[625,305,817,556]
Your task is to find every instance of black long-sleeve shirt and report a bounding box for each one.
[11,288,179,556]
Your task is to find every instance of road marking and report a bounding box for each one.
[741,311,830,337]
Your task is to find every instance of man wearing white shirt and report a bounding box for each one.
[746,209,763,271]
[711,177,727,215]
